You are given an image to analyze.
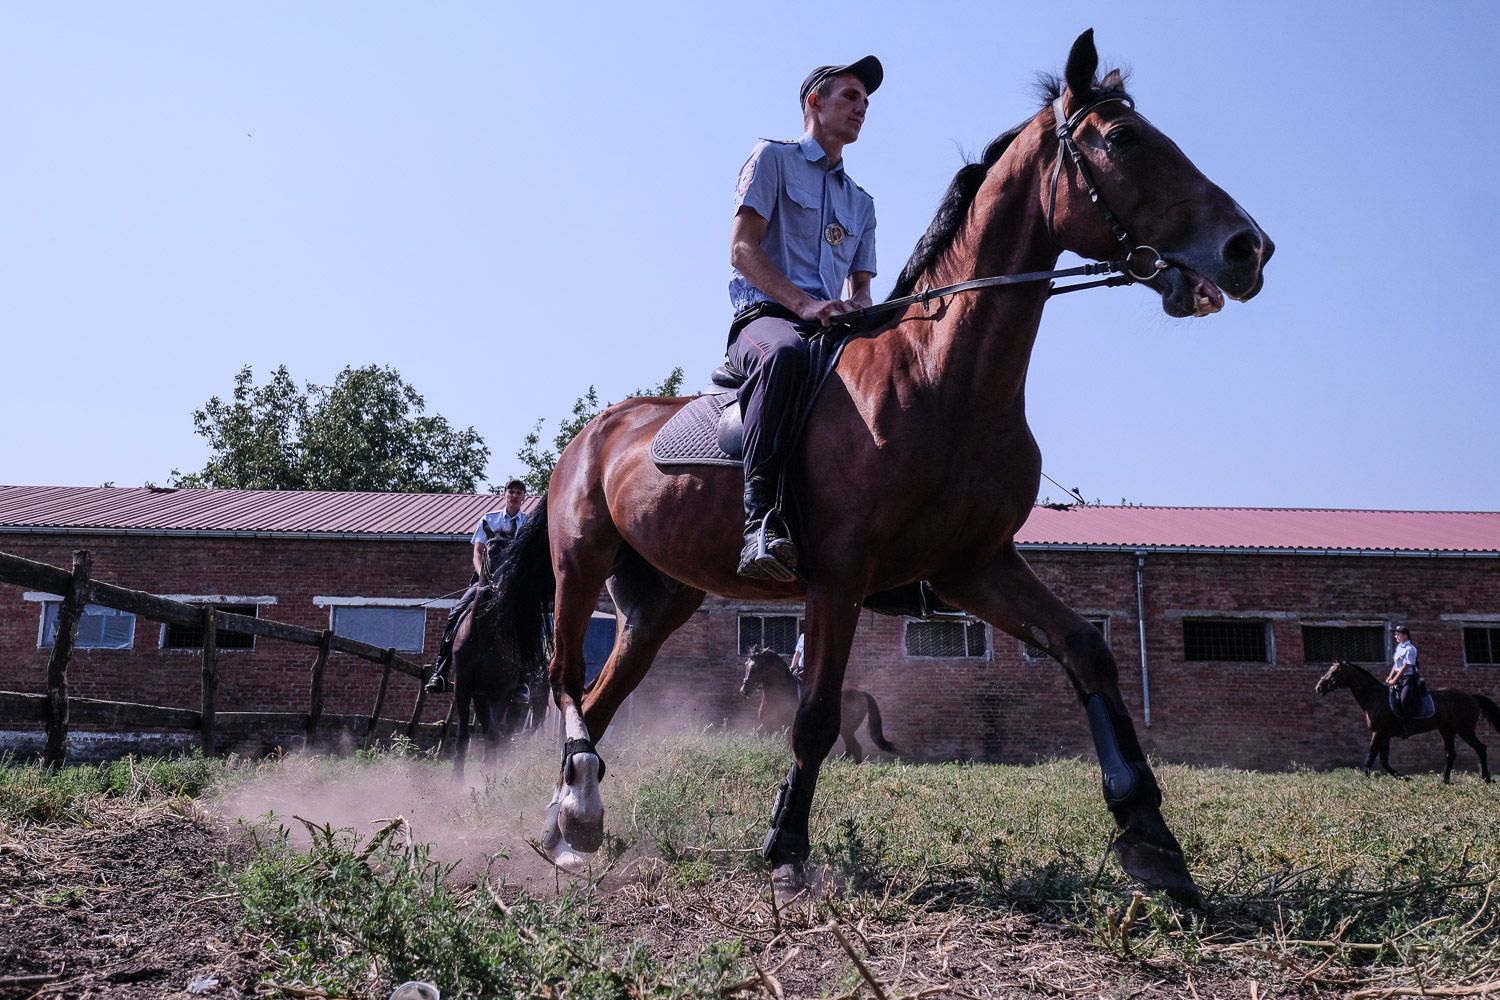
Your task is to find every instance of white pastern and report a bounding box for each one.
[556,705,605,853]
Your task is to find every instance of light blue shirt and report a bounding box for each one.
[729,134,877,314]
[472,510,526,544]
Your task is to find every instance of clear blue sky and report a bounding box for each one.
[4,2,1496,512]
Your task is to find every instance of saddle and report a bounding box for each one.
[648,324,965,621]
[1390,673,1436,723]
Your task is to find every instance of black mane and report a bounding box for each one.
[887,70,1130,301]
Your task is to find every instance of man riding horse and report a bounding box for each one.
[727,56,882,580]
[426,479,529,694]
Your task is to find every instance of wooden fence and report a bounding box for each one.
[0,548,445,767]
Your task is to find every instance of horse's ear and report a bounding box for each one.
[1064,28,1099,102]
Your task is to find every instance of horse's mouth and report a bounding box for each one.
[1314,680,1333,696]
[1150,265,1225,319]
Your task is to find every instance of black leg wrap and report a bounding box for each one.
[761,763,808,861]
[561,737,606,784]
[1085,694,1151,808]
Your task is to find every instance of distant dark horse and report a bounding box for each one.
[1315,659,1500,783]
[491,31,1272,904]
[450,545,546,780]
[739,647,896,763]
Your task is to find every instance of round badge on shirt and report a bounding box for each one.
[824,222,846,246]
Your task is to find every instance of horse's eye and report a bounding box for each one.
[1105,126,1137,151]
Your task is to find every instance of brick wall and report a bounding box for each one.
[3,533,1498,774]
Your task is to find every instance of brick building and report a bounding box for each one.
[2,486,1498,772]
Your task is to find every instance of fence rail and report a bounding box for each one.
[0,548,440,767]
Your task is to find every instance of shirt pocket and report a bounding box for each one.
[827,203,863,272]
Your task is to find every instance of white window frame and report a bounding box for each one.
[314,596,440,653]
[158,597,274,652]
[1461,623,1500,668]
[25,593,136,650]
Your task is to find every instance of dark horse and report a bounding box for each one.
[1315,659,1500,783]
[492,31,1272,903]
[450,548,546,781]
[740,647,896,763]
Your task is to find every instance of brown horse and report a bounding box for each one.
[740,647,896,763]
[1315,659,1500,783]
[492,31,1272,903]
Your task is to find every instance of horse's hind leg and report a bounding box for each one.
[842,725,864,764]
[452,690,471,784]
[1441,727,1457,784]
[935,544,1200,907]
[1459,730,1490,782]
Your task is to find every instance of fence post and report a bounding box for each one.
[199,605,219,755]
[43,550,92,770]
[304,629,332,752]
[364,648,395,749]
[405,667,430,743]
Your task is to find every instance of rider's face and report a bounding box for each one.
[808,75,868,147]
[504,486,525,511]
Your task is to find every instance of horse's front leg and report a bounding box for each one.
[936,544,1202,907]
[763,589,863,896]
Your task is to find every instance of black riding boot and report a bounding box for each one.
[425,617,461,694]
[737,475,799,581]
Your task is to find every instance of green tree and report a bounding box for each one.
[516,368,684,493]
[171,364,490,493]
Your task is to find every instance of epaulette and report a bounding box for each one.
[758,137,798,144]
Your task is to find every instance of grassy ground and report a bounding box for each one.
[2,737,1498,998]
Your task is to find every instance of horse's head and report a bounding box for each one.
[740,646,790,697]
[1043,29,1273,318]
[1314,660,1351,695]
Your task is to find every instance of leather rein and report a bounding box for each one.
[820,92,1167,330]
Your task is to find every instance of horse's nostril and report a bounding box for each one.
[1223,229,1262,266]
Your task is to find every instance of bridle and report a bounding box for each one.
[819,91,1168,330]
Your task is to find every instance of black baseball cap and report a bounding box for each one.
[800,55,883,109]
[503,479,525,491]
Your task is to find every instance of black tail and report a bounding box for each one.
[862,692,897,754]
[488,494,555,678]
[1478,695,1500,736]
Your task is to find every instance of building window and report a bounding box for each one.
[1183,619,1270,663]
[1301,624,1385,665]
[39,602,136,650]
[1464,626,1500,667]
[331,606,427,652]
[738,614,803,656]
[1022,618,1109,663]
[163,604,259,650]
[906,619,988,658]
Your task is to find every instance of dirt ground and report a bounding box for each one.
[0,797,1316,1000]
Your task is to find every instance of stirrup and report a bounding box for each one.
[739,519,798,583]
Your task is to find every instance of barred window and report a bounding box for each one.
[1301,624,1384,665]
[738,614,802,656]
[163,604,258,650]
[906,619,988,658]
[1464,626,1500,667]
[39,602,135,650]
[1023,618,1109,663]
[1183,619,1269,663]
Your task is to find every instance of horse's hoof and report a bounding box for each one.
[1113,825,1204,909]
[550,841,591,874]
[558,809,604,854]
[770,862,811,904]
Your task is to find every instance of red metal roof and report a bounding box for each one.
[0,485,528,539]
[1015,504,1500,554]
[0,487,1496,553]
